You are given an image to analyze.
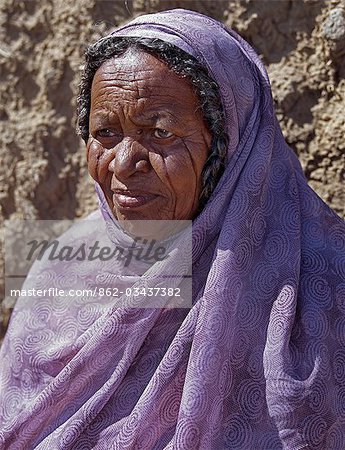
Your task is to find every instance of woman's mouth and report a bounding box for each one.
[112,190,159,208]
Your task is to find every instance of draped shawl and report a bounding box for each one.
[1,9,345,450]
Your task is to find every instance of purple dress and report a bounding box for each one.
[1,9,344,450]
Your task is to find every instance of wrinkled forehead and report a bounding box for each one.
[90,51,203,125]
[106,9,267,156]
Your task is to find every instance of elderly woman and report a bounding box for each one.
[1,9,345,450]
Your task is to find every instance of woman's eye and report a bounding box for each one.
[96,129,118,138]
[153,128,174,139]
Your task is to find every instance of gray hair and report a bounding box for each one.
[77,36,228,211]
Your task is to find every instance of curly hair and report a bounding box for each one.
[77,36,228,210]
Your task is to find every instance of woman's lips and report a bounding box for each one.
[112,190,159,208]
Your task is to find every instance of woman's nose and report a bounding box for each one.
[108,137,151,180]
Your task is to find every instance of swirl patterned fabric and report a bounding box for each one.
[1,9,345,450]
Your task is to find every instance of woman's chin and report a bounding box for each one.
[111,206,191,241]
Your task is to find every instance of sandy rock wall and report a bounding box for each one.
[0,0,344,340]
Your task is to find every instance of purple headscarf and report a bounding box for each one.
[1,9,345,449]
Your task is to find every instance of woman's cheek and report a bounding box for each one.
[87,138,103,181]
[87,139,115,184]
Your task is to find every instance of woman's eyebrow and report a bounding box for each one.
[89,112,119,127]
[90,109,183,128]
[135,110,181,126]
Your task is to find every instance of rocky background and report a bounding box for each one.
[0,0,344,341]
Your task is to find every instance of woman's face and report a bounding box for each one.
[87,49,211,221]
